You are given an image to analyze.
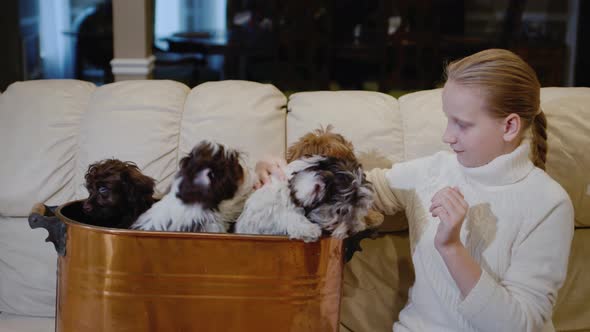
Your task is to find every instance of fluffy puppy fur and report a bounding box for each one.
[286,125,356,163]
[305,157,375,239]
[235,155,374,242]
[236,156,325,242]
[131,141,253,232]
[83,159,155,229]
[286,125,384,228]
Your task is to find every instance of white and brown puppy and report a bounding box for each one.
[286,125,384,229]
[304,157,374,239]
[131,141,253,232]
[235,155,374,242]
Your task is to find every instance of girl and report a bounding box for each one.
[255,49,574,332]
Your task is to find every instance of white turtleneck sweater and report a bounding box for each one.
[367,143,574,332]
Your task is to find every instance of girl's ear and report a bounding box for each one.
[503,113,521,142]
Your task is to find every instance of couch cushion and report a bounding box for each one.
[179,80,287,168]
[553,228,590,331]
[287,91,404,167]
[541,88,590,228]
[340,233,413,332]
[399,87,590,228]
[0,313,54,332]
[74,80,190,197]
[0,80,95,217]
[398,88,451,160]
[0,216,57,317]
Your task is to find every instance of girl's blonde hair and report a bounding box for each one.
[444,49,547,170]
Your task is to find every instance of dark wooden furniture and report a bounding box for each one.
[512,43,567,87]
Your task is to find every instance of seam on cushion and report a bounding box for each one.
[174,87,190,168]
[285,94,292,160]
[283,103,288,160]
[267,82,287,160]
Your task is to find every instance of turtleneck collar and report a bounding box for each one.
[459,141,535,186]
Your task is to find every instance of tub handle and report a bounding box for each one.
[28,203,67,256]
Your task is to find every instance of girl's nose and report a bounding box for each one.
[442,125,456,144]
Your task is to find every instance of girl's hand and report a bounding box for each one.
[253,156,287,189]
[429,186,469,251]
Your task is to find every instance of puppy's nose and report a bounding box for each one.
[82,201,92,213]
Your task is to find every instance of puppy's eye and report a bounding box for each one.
[98,187,109,195]
[336,207,350,216]
[207,171,215,180]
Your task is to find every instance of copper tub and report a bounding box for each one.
[29,201,344,332]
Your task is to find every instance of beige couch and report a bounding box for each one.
[0,80,588,331]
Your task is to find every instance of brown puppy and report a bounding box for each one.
[83,159,155,229]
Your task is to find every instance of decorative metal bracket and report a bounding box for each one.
[28,204,67,256]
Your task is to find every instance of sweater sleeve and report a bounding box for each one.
[366,155,430,216]
[457,197,575,332]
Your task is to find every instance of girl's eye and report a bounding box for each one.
[98,187,109,195]
[456,120,468,129]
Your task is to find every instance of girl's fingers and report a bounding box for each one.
[451,187,469,209]
[276,157,287,169]
[432,206,449,220]
[431,189,443,203]
[259,171,270,185]
[269,164,286,181]
[446,189,469,211]
[432,189,456,210]
[431,187,468,218]
[429,201,443,213]
[431,186,456,202]
[443,197,463,221]
[254,156,288,186]
[430,191,445,208]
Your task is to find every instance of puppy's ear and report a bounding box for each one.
[319,170,335,182]
[84,161,100,186]
[121,168,156,209]
[179,155,191,170]
[286,145,298,163]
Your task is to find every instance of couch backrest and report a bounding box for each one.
[178,80,286,173]
[74,80,190,197]
[1,80,588,227]
[540,88,590,227]
[0,80,95,216]
[0,80,286,217]
[286,87,590,228]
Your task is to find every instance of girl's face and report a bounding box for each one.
[442,81,514,168]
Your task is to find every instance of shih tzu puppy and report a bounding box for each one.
[131,140,253,233]
[305,157,375,239]
[235,155,374,242]
[83,159,156,229]
[287,125,384,228]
